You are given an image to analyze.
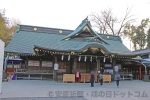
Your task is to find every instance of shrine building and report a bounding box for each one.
[5,17,140,82]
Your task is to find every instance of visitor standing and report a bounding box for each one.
[114,73,121,87]
[99,72,103,85]
[114,66,121,87]
[90,70,95,87]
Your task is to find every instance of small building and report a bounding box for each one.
[122,48,150,81]
[5,18,137,81]
[133,48,150,59]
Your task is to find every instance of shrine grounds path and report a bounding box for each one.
[0,80,150,100]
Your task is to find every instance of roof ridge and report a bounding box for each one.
[19,24,74,31]
[98,33,120,37]
[133,47,150,52]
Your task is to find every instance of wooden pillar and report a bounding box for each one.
[39,59,42,70]
[26,56,28,69]
[53,56,58,81]
[139,66,142,80]
[54,56,58,63]
[112,58,116,74]
[120,63,124,72]
[12,61,14,68]
[73,57,77,73]
[19,62,22,68]
[97,58,100,72]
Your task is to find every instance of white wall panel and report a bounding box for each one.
[0,40,4,93]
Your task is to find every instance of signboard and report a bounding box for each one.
[104,64,112,67]
[0,40,4,93]
[42,61,53,67]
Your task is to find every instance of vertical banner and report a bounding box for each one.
[0,40,4,93]
[103,57,106,62]
[78,56,81,61]
[110,58,112,63]
[61,55,64,60]
[84,56,87,62]
[90,56,92,62]
[68,55,70,61]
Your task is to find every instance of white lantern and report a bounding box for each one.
[54,63,59,71]
[114,66,119,72]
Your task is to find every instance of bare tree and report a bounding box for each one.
[90,7,135,35]
[8,18,21,35]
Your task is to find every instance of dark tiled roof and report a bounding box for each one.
[5,30,66,54]
[5,18,136,56]
[19,24,73,34]
[62,17,108,44]
[35,38,134,56]
[133,48,150,55]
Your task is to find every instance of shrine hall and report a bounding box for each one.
[5,17,147,82]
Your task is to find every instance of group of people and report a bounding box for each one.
[90,66,121,88]
[89,70,103,87]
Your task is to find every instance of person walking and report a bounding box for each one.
[90,70,95,87]
[99,72,103,85]
[114,73,121,88]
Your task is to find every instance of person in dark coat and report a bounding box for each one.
[90,71,95,87]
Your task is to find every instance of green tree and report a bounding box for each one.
[134,18,149,49]
[123,18,150,50]
[0,9,20,46]
[123,23,137,50]
[147,28,150,48]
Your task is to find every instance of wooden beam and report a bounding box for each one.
[97,57,100,72]
[73,57,77,73]
[26,56,28,68]
[112,58,116,77]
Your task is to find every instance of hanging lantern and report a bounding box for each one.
[114,66,119,72]
[68,55,70,61]
[103,57,106,62]
[78,56,81,61]
[84,56,87,62]
[61,55,64,60]
[90,56,92,62]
